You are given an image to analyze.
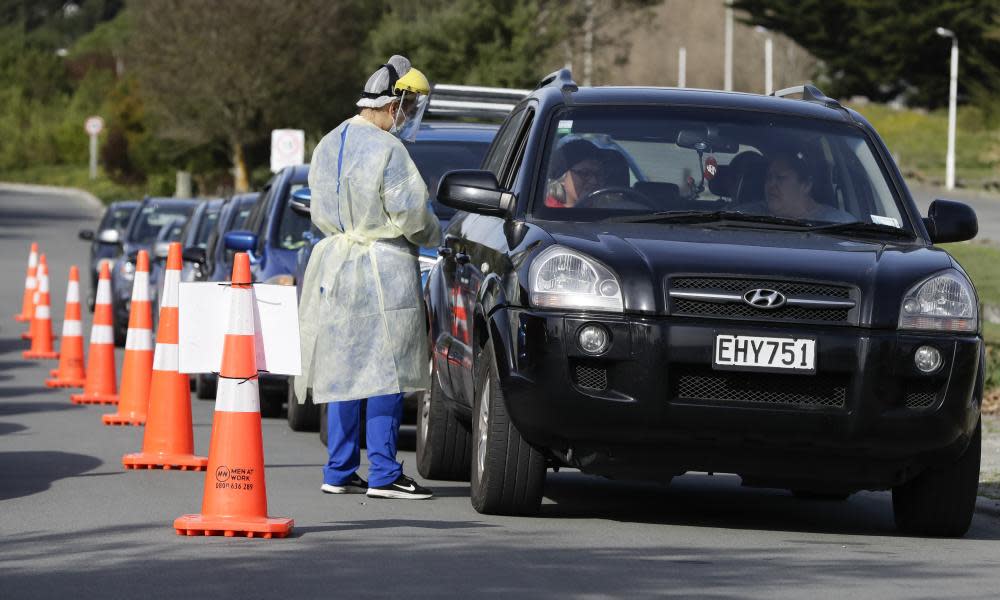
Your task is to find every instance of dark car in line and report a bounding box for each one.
[78,200,138,311]
[177,198,223,283]
[419,72,984,537]
[184,192,259,400]
[288,123,501,435]
[111,197,197,346]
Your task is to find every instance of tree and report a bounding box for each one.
[733,0,1000,108]
[128,0,375,191]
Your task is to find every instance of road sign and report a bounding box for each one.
[270,129,305,173]
[84,116,104,136]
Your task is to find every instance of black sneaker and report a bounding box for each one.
[366,474,433,500]
[321,473,368,495]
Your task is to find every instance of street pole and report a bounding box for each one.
[678,46,687,88]
[724,0,733,91]
[88,133,97,181]
[764,36,773,95]
[946,37,958,190]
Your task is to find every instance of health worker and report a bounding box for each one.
[298,55,440,500]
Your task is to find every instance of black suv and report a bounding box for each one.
[420,71,984,537]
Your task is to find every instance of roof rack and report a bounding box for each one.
[536,68,579,99]
[427,84,530,119]
[771,84,843,110]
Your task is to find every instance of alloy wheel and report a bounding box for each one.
[477,375,490,479]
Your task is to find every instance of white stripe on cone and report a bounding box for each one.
[95,279,111,304]
[35,306,50,320]
[214,377,260,413]
[62,320,82,337]
[67,281,79,303]
[125,329,153,351]
[225,287,254,335]
[39,271,49,293]
[152,342,178,371]
[26,276,36,288]
[90,325,114,345]
[131,271,149,302]
[160,270,180,309]
[29,253,37,267]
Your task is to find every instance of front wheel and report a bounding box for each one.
[416,360,471,481]
[470,342,546,515]
[892,420,981,537]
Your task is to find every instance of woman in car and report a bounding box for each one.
[544,139,609,208]
[764,148,853,222]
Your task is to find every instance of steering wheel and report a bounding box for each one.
[574,186,655,210]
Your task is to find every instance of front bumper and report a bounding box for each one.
[492,308,982,489]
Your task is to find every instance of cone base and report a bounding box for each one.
[102,413,146,426]
[23,350,59,359]
[123,452,207,471]
[14,314,29,322]
[71,393,119,405]
[49,368,58,377]
[173,514,293,538]
[46,377,85,388]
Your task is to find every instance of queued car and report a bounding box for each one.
[78,200,138,311]
[419,71,984,537]
[185,192,259,400]
[223,166,312,416]
[111,197,196,346]
[286,85,521,435]
[177,199,223,283]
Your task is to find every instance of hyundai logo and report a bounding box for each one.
[743,288,786,309]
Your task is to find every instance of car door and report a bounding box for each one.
[444,105,534,407]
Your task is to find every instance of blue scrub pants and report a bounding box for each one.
[324,393,404,488]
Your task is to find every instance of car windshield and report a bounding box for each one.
[533,107,909,232]
[407,140,492,220]
[128,204,194,245]
[100,205,135,234]
[193,206,221,248]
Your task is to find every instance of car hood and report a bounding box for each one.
[537,221,956,327]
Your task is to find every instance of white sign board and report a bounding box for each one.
[84,116,104,136]
[270,129,305,173]
[177,282,301,376]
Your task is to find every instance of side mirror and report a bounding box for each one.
[224,230,258,252]
[923,199,978,244]
[437,170,515,217]
[97,229,120,244]
[79,229,95,241]
[290,187,311,216]
[182,247,207,264]
[153,241,170,259]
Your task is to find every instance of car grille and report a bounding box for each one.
[672,366,848,409]
[573,363,608,391]
[668,276,856,325]
[902,381,942,409]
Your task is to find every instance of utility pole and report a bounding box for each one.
[764,36,773,95]
[724,0,733,91]
[678,46,686,88]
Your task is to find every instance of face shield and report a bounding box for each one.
[392,90,429,143]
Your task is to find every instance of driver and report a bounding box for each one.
[544,139,608,208]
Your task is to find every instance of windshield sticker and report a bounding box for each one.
[557,120,573,134]
[704,156,718,180]
[870,215,901,228]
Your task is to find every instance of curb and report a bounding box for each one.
[0,182,103,212]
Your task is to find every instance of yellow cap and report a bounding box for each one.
[395,68,430,95]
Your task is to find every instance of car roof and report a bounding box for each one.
[108,200,140,209]
[141,196,199,207]
[531,86,856,124]
[414,121,499,143]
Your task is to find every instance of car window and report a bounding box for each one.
[533,107,908,229]
[483,107,527,176]
[274,183,312,251]
[128,204,195,245]
[500,109,534,189]
[100,205,136,234]
[193,207,221,248]
[407,140,492,220]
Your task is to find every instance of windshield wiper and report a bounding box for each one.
[807,221,915,239]
[606,210,811,228]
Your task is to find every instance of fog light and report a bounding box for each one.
[914,345,942,373]
[578,324,610,355]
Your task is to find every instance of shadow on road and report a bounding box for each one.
[0,421,28,435]
[0,400,80,416]
[0,450,102,501]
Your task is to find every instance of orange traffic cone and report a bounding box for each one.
[71,262,119,404]
[46,266,86,388]
[103,250,153,426]
[124,243,207,471]
[174,253,293,538]
[14,242,38,322]
[23,255,59,360]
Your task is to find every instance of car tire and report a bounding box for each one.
[416,360,472,481]
[892,419,981,537]
[470,342,546,515]
[259,391,283,419]
[195,374,217,400]
[113,321,127,348]
[287,381,320,432]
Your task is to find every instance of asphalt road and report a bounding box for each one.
[3,185,1000,600]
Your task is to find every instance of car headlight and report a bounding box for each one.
[898,270,977,332]
[120,260,135,281]
[418,255,439,275]
[265,274,295,286]
[529,245,623,312]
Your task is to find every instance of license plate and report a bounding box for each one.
[713,334,816,374]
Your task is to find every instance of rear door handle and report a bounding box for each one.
[455,252,471,265]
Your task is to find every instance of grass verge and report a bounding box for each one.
[0,164,145,204]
